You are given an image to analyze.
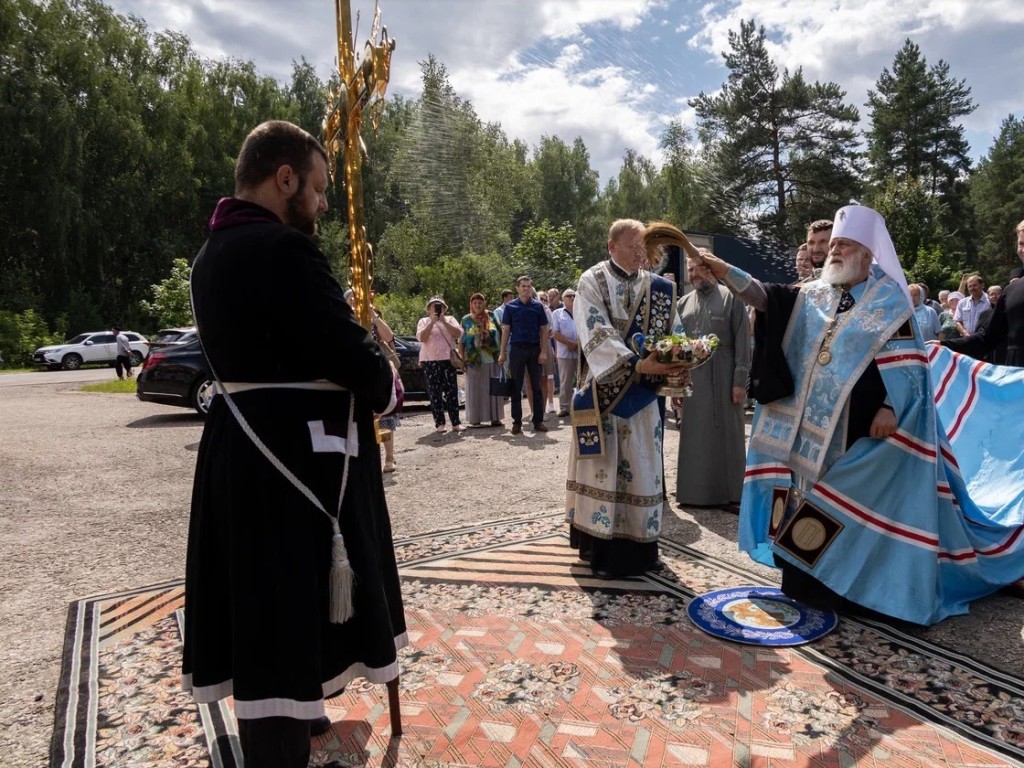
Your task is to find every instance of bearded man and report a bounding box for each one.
[674,252,750,508]
[184,121,406,766]
[805,219,832,272]
[689,205,1024,625]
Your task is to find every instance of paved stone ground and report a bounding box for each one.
[2,380,1023,766]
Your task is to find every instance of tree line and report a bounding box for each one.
[2,2,1023,362]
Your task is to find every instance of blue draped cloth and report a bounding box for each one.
[740,273,1024,625]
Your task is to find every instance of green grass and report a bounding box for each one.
[80,378,137,394]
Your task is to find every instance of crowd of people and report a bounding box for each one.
[411,277,580,437]
[180,119,1024,765]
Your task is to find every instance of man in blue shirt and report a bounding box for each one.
[498,275,549,434]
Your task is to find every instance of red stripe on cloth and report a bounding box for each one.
[744,465,789,479]
[891,430,937,460]
[977,524,1024,557]
[933,357,957,404]
[947,361,984,441]
[940,444,960,472]
[876,351,928,367]
[938,549,977,562]
[939,525,1024,562]
[927,344,942,362]
[816,485,940,548]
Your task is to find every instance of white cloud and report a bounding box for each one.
[536,0,667,37]
[454,42,664,183]
[106,0,1024,180]
[688,0,1024,149]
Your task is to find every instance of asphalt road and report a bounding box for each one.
[0,367,118,387]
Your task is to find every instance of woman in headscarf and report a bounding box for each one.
[941,291,963,340]
[416,295,465,433]
[458,293,504,427]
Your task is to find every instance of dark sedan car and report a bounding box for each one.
[136,335,428,415]
[136,339,214,414]
[147,326,198,349]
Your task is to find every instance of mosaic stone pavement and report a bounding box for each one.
[53,513,1024,767]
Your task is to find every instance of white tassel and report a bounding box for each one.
[329,520,355,623]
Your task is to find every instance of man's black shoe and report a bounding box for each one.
[534,422,549,432]
[557,410,570,417]
[593,569,615,580]
[310,716,333,736]
[511,421,522,435]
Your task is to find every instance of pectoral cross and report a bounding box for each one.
[323,0,396,330]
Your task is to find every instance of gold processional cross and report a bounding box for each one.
[323,0,403,737]
[324,1,395,443]
[323,0,395,331]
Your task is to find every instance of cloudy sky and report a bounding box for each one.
[107,0,1023,185]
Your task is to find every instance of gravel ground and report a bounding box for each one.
[2,379,1023,766]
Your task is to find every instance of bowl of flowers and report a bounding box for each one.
[631,332,719,397]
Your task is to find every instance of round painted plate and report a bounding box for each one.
[687,586,838,646]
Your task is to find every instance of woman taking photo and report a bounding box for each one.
[458,293,505,427]
[416,295,465,433]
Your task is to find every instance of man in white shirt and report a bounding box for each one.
[113,326,134,379]
[550,289,578,417]
[954,274,991,336]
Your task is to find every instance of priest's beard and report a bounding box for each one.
[693,277,716,293]
[822,256,866,287]
[285,177,318,237]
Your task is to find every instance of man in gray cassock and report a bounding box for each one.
[674,251,751,507]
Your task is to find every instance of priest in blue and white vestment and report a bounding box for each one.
[565,219,689,579]
[688,205,1024,625]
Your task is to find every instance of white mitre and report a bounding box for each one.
[831,205,912,308]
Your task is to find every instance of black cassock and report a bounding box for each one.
[946,278,1024,367]
[181,198,406,720]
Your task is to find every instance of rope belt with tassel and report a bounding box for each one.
[215,380,359,624]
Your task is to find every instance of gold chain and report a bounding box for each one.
[816,291,851,366]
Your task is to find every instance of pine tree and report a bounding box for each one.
[865,40,976,253]
[867,40,974,195]
[969,115,1024,280]
[690,20,861,245]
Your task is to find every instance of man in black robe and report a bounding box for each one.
[182,120,406,767]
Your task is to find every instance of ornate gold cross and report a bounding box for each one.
[323,0,396,330]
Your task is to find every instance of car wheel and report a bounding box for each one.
[130,350,144,366]
[62,353,83,370]
[191,378,215,415]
